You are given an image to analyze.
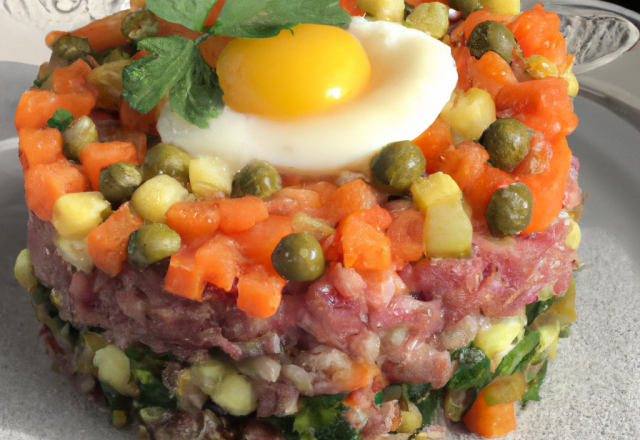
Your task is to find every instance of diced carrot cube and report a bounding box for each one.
[339,206,392,271]
[387,209,425,264]
[70,10,129,53]
[96,124,147,165]
[227,215,293,267]
[322,179,377,226]
[15,90,96,131]
[217,196,269,233]
[166,202,220,244]
[195,234,238,292]
[79,141,138,190]
[24,161,90,221]
[52,59,98,98]
[468,51,517,100]
[164,245,204,301]
[18,127,65,171]
[438,141,490,191]
[463,164,514,224]
[87,202,144,276]
[119,99,164,136]
[463,389,517,438]
[413,117,454,174]
[237,266,286,318]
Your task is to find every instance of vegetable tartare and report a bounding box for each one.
[14,0,583,438]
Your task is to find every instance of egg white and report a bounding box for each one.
[157,17,458,175]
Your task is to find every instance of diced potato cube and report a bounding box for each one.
[358,0,405,22]
[52,191,112,237]
[440,88,496,140]
[131,175,189,223]
[211,373,258,416]
[423,194,472,258]
[189,156,233,197]
[478,0,520,16]
[93,345,140,397]
[54,235,95,273]
[474,313,526,358]
[406,2,449,39]
[411,172,462,212]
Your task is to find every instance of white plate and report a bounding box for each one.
[1,6,640,440]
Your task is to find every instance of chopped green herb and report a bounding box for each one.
[146,0,218,33]
[559,326,571,338]
[526,298,554,326]
[47,109,74,132]
[522,360,548,403]
[33,70,53,89]
[403,384,441,428]
[212,0,351,38]
[495,330,541,377]
[448,345,493,391]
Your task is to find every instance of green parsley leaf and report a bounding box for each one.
[259,416,298,440]
[122,36,195,115]
[146,0,219,32]
[447,345,493,391]
[47,109,74,132]
[212,0,351,38]
[495,330,541,377]
[169,47,224,128]
[402,383,441,429]
[526,297,554,326]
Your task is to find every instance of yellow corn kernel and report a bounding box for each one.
[525,55,559,79]
[410,172,461,212]
[131,175,189,223]
[397,401,423,433]
[54,235,94,273]
[474,313,527,359]
[440,88,496,140]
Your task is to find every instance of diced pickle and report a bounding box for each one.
[189,156,233,197]
[52,192,112,237]
[440,88,496,140]
[93,345,140,397]
[14,249,37,292]
[131,175,190,223]
[357,0,405,22]
[127,223,181,266]
[120,10,159,42]
[411,172,462,213]
[406,2,449,38]
[62,116,99,161]
[52,35,92,61]
[86,59,131,112]
[482,371,527,405]
[423,195,472,258]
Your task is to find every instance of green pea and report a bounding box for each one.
[449,0,482,18]
[120,10,159,42]
[99,162,144,204]
[231,160,282,199]
[371,140,426,195]
[127,224,181,266]
[480,118,531,171]
[52,35,92,62]
[486,183,533,236]
[142,143,192,183]
[271,233,325,282]
[468,20,518,64]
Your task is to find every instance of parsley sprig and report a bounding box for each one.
[122,0,351,128]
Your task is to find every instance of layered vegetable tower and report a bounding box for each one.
[14,0,582,438]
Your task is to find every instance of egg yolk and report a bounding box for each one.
[216,24,371,119]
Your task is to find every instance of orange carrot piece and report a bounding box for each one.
[438,141,490,191]
[217,196,269,234]
[340,206,392,271]
[15,90,95,130]
[18,127,65,172]
[204,0,226,26]
[199,36,235,69]
[340,0,366,16]
[45,31,69,47]
[266,188,322,216]
[195,234,238,292]
[71,10,129,53]
[228,215,293,267]
[301,180,339,205]
[237,266,286,318]
[322,179,378,226]
[463,389,517,438]
[24,161,90,221]
[387,209,425,264]
[463,164,514,224]
[453,45,472,91]
[52,59,98,98]
[79,141,139,190]
[157,17,202,40]
[164,245,204,301]
[468,51,517,100]
[516,136,572,234]
[335,361,378,392]
[87,202,144,276]
[412,117,454,174]
[166,202,221,244]
[96,125,147,164]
